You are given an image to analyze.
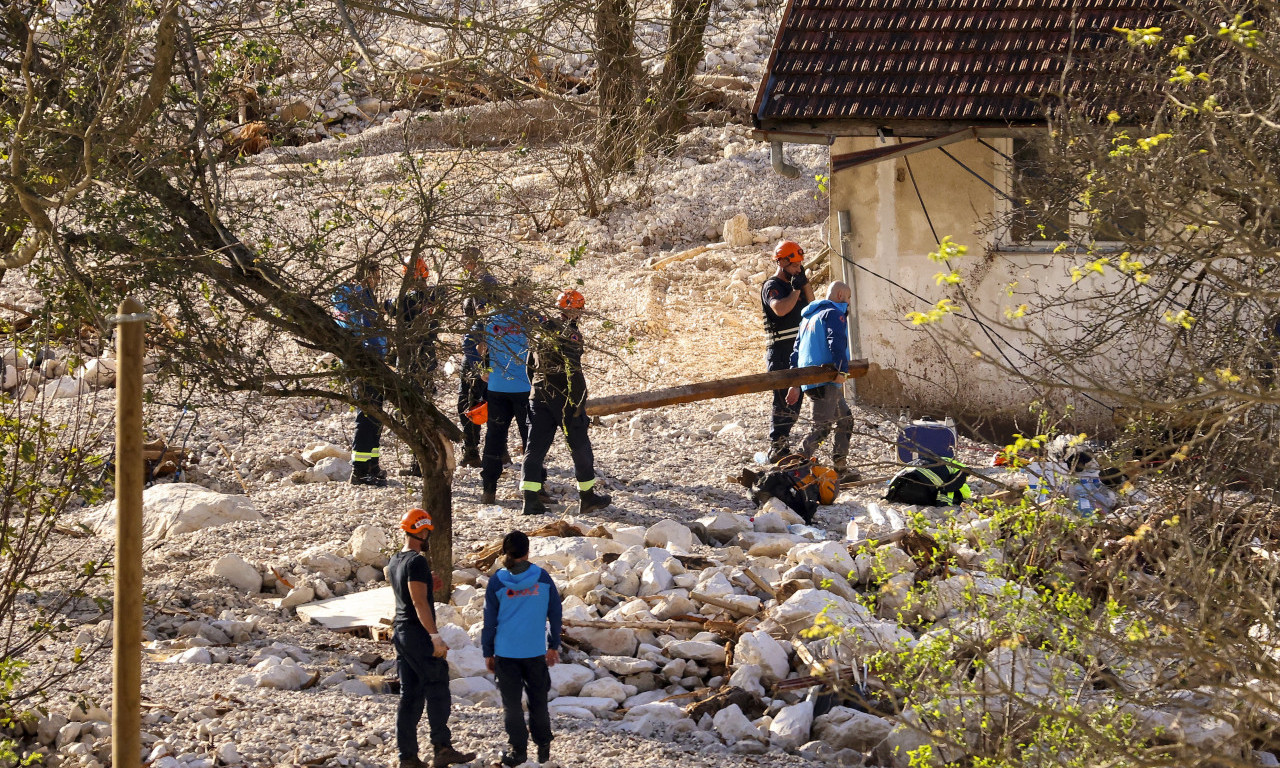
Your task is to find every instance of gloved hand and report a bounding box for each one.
[790,268,808,291]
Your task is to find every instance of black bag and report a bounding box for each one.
[750,455,820,524]
[885,459,970,506]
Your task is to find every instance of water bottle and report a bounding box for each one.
[845,518,860,541]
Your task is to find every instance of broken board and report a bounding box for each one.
[296,586,396,638]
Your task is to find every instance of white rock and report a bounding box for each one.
[752,511,788,534]
[645,519,695,553]
[88,483,261,540]
[79,358,116,387]
[37,714,67,746]
[313,456,352,481]
[349,525,389,566]
[547,705,596,720]
[714,704,763,745]
[734,630,789,682]
[529,536,597,568]
[597,656,658,676]
[214,742,242,765]
[697,512,751,544]
[638,556,676,596]
[652,592,696,620]
[979,647,1084,697]
[547,696,618,716]
[278,585,314,609]
[813,706,894,750]
[1,364,16,390]
[18,384,36,402]
[722,213,752,247]
[666,640,727,665]
[737,532,805,557]
[450,677,499,704]
[302,442,349,464]
[791,541,856,580]
[580,677,628,704]
[760,497,804,524]
[728,664,765,696]
[769,700,815,751]
[355,564,381,584]
[338,678,373,696]
[771,588,868,635]
[167,647,212,665]
[299,547,352,581]
[42,375,88,399]
[245,657,312,690]
[446,646,489,679]
[210,554,261,594]
[548,663,595,697]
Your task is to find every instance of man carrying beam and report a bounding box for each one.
[786,282,860,483]
[762,240,814,462]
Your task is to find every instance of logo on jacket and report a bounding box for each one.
[505,584,541,598]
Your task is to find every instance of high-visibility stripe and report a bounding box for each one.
[915,467,946,487]
[369,448,380,458]
[353,452,375,462]
[959,483,972,499]
[577,479,596,491]
[520,481,543,491]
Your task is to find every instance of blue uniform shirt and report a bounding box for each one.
[483,312,531,393]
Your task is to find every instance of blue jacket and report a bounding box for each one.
[481,563,562,659]
[483,312,531,393]
[331,282,387,358]
[790,299,850,391]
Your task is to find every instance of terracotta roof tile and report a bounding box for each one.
[754,0,1168,125]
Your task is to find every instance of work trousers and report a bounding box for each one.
[393,625,452,760]
[352,383,383,465]
[457,370,486,453]
[766,339,801,445]
[481,390,535,492]
[520,400,596,492]
[800,384,853,465]
[495,656,553,754]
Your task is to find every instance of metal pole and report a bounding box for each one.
[112,297,147,768]
[837,209,861,402]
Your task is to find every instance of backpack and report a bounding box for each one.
[750,454,838,524]
[885,459,971,506]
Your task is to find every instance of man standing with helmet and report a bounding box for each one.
[389,508,476,768]
[333,259,389,486]
[762,240,814,462]
[519,290,612,517]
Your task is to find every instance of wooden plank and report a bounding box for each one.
[584,362,868,417]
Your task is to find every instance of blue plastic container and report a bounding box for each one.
[896,417,957,463]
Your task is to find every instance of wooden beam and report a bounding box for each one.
[584,362,869,417]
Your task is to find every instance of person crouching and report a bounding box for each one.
[482,531,563,766]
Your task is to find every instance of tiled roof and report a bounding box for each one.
[754,0,1168,129]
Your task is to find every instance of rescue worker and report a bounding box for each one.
[479,307,536,504]
[457,249,499,467]
[458,298,485,468]
[786,281,859,482]
[519,290,612,516]
[332,259,388,486]
[389,508,476,768]
[482,530,562,767]
[392,258,446,477]
[762,240,814,462]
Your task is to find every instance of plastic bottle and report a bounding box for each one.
[845,518,860,541]
[753,451,769,466]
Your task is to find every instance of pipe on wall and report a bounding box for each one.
[770,140,801,178]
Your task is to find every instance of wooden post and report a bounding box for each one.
[113,297,147,768]
[583,362,869,418]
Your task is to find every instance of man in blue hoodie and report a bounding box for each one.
[331,260,389,486]
[479,310,538,505]
[787,282,859,482]
[482,530,562,767]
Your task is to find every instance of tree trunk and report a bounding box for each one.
[422,434,456,598]
[593,0,641,175]
[652,0,712,141]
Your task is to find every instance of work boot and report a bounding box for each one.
[522,490,549,516]
[460,448,482,468]
[480,489,497,505]
[767,441,789,464]
[833,461,861,484]
[350,462,387,487]
[500,749,527,767]
[399,756,427,768]
[578,488,612,515]
[536,742,550,763]
[431,744,476,768]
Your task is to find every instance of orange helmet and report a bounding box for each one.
[402,257,430,281]
[465,401,488,425]
[773,240,804,265]
[557,289,585,310]
[401,507,434,536]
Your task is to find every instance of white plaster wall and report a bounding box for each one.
[828,137,1115,428]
